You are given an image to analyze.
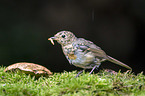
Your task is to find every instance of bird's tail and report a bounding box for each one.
[107,55,132,70]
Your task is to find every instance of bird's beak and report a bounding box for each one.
[48,37,56,45]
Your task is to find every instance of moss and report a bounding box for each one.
[0,66,145,96]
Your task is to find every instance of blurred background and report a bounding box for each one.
[0,0,145,74]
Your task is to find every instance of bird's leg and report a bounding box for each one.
[89,65,98,74]
[75,70,84,78]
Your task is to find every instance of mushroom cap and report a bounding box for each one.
[4,62,52,77]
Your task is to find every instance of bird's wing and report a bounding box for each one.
[86,47,108,58]
[75,38,108,58]
[75,38,132,70]
[80,45,132,70]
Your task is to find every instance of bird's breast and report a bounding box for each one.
[70,51,95,65]
[68,54,77,60]
[62,44,95,67]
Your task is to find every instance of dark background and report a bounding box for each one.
[0,0,145,74]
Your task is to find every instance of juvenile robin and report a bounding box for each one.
[48,31,132,77]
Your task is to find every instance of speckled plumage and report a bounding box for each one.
[48,31,132,77]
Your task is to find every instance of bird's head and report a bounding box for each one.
[48,31,77,46]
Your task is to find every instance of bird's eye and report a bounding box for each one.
[62,35,65,38]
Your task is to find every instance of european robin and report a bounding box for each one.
[48,31,132,77]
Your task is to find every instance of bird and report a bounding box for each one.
[48,31,132,77]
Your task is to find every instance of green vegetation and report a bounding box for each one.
[0,66,145,96]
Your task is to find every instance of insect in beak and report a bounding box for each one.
[48,37,56,45]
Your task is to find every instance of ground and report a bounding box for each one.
[0,66,145,96]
